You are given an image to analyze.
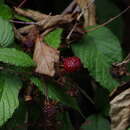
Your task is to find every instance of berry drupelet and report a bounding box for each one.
[63,56,82,72]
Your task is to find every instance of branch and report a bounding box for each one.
[17,14,74,34]
[14,7,48,21]
[86,6,130,32]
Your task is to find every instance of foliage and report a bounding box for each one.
[30,77,80,111]
[72,26,122,91]
[0,4,12,20]
[57,112,74,130]
[0,18,14,47]
[95,0,123,40]
[44,28,63,48]
[0,48,35,67]
[80,114,111,130]
[0,0,128,130]
[0,72,22,126]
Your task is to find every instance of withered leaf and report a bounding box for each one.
[33,36,59,76]
[110,88,130,130]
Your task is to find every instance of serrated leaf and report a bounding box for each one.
[30,77,80,111]
[81,114,110,130]
[0,99,28,130]
[0,73,22,126]
[0,17,14,47]
[72,26,122,91]
[0,4,12,19]
[0,48,35,67]
[44,28,63,48]
[95,0,123,40]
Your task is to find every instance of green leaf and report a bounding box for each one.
[0,4,12,19]
[95,0,123,40]
[0,99,28,130]
[44,28,63,48]
[72,26,122,91]
[0,72,22,126]
[57,112,74,130]
[0,17,14,47]
[30,77,80,111]
[81,114,110,130]
[0,48,35,67]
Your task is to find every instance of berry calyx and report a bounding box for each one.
[63,56,82,72]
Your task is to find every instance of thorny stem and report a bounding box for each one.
[86,6,130,32]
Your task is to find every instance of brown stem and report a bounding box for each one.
[18,14,74,34]
[86,6,130,32]
[17,0,27,8]
[24,85,33,101]
[62,0,77,14]
[13,27,25,41]
[14,7,48,21]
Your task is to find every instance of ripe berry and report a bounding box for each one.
[63,56,82,72]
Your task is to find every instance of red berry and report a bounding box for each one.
[63,56,81,72]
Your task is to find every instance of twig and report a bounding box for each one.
[66,23,78,39]
[10,20,35,25]
[14,7,48,21]
[62,0,76,14]
[18,14,74,34]
[73,5,81,14]
[77,0,95,21]
[13,27,25,41]
[66,0,95,40]
[76,86,95,105]
[42,6,75,37]
[41,28,55,37]
[41,2,75,37]
[24,85,33,101]
[86,6,130,32]
[42,0,77,37]
[17,0,27,8]
[113,53,130,66]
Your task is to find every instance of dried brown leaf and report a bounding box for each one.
[33,36,59,76]
[14,7,48,21]
[110,88,130,130]
[18,14,74,34]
